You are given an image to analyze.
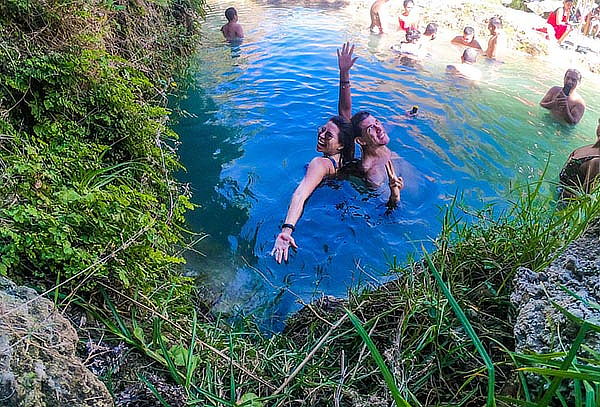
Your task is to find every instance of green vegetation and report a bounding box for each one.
[0,0,203,305]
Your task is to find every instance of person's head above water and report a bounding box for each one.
[488,17,502,34]
[225,7,238,22]
[461,47,478,64]
[424,22,438,38]
[564,68,582,90]
[316,116,355,165]
[351,111,390,149]
[405,29,421,43]
[462,26,475,42]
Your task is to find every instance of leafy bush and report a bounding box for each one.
[0,0,203,303]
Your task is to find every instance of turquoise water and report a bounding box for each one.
[173,1,600,329]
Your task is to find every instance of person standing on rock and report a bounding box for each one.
[369,0,391,34]
[540,68,586,125]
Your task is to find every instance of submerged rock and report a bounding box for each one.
[511,222,600,355]
[0,277,113,407]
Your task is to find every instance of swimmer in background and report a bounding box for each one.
[369,0,391,34]
[393,29,426,60]
[398,0,420,31]
[446,48,482,81]
[539,68,586,125]
[221,7,244,41]
[451,26,483,50]
[423,22,438,40]
[338,42,405,207]
[484,17,505,60]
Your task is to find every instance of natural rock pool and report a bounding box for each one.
[173,0,600,329]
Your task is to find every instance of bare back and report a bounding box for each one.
[221,22,244,41]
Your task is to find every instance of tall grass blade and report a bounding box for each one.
[154,318,183,386]
[345,308,412,407]
[138,373,173,407]
[423,250,496,407]
[185,310,198,389]
[536,323,589,407]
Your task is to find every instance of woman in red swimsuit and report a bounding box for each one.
[398,0,419,31]
[545,0,573,42]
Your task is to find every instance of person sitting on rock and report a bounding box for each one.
[540,68,586,125]
[446,48,482,81]
[484,17,505,60]
[221,7,244,41]
[451,26,483,50]
[559,118,600,199]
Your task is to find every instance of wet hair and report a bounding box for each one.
[350,111,372,139]
[424,23,438,38]
[463,26,475,36]
[489,17,502,30]
[329,115,355,165]
[403,0,414,8]
[405,29,421,43]
[462,48,478,63]
[225,7,237,22]
[565,68,582,83]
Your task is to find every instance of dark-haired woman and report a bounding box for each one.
[560,118,600,199]
[398,0,420,31]
[271,116,355,263]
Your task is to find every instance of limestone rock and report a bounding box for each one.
[511,222,600,355]
[0,277,113,407]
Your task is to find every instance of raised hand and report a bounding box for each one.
[337,42,358,74]
[385,160,404,207]
[271,232,298,264]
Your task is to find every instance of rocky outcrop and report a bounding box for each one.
[511,222,600,355]
[0,277,113,407]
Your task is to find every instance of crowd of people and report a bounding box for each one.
[217,5,599,263]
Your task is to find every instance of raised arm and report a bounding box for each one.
[271,157,331,263]
[337,42,358,121]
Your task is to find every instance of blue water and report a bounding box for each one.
[173,1,600,329]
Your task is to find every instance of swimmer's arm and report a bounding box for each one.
[272,158,330,263]
[283,157,331,229]
[564,100,585,125]
[337,42,357,121]
[540,87,560,109]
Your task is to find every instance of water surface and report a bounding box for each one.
[173,1,600,329]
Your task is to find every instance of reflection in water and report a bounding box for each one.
[172,0,600,330]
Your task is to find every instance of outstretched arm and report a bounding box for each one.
[337,42,358,121]
[271,158,331,263]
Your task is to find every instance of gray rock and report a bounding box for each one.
[511,223,600,355]
[0,277,113,407]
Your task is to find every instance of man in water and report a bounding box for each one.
[446,48,482,81]
[221,7,244,41]
[484,17,505,60]
[337,43,404,207]
[540,69,586,125]
[369,0,390,34]
[451,26,483,50]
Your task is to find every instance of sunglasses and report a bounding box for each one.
[317,126,335,140]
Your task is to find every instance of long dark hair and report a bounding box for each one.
[328,115,355,166]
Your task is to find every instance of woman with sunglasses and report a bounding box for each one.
[270,115,355,263]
